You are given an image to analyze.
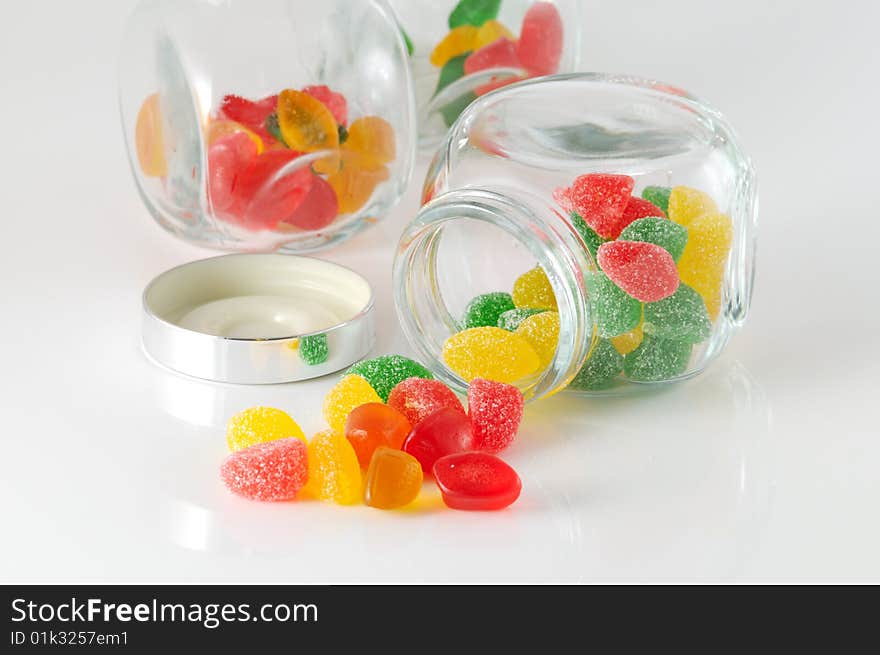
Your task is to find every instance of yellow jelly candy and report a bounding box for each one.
[514,311,560,367]
[135,92,166,177]
[328,161,390,214]
[226,406,306,452]
[677,212,732,321]
[342,116,396,170]
[365,447,424,510]
[512,267,557,310]
[667,186,718,226]
[302,429,362,504]
[430,25,479,67]
[277,89,339,153]
[474,19,515,48]
[322,374,383,435]
[683,264,725,320]
[442,327,540,383]
[610,321,644,356]
[205,119,264,154]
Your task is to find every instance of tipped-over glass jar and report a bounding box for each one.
[119,0,415,253]
[394,74,758,400]
[387,0,582,150]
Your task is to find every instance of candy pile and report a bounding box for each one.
[430,0,563,126]
[220,355,524,510]
[442,175,733,389]
[135,86,395,232]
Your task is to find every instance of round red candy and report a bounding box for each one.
[388,378,465,427]
[433,452,522,511]
[596,240,680,302]
[283,174,339,231]
[402,407,474,474]
[207,132,258,214]
[468,378,523,454]
[220,437,308,501]
[570,173,635,239]
[516,2,563,76]
[232,149,312,230]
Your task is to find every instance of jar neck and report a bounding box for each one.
[393,186,597,401]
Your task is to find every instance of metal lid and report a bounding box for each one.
[142,254,375,384]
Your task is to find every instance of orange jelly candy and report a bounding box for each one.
[277,89,339,154]
[342,116,395,170]
[364,447,423,510]
[328,156,390,214]
[344,402,412,469]
[135,93,166,177]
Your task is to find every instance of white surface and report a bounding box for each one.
[1,0,878,583]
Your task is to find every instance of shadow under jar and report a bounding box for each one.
[394,74,758,400]
[119,0,415,253]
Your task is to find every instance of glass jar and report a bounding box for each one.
[393,74,758,400]
[119,0,416,253]
[387,0,582,150]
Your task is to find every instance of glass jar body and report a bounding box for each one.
[394,74,758,399]
[119,0,415,253]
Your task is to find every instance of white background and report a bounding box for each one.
[1,0,878,583]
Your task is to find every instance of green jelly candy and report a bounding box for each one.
[623,335,692,382]
[433,52,476,127]
[462,292,516,329]
[346,354,433,402]
[569,339,624,391]
[299,334,328,366]
[641,186,671,214]
[449,0,501,28]
[570,211,606,260]
[643,283,712,344]
[497,307,546,332]
[586,272,642,338]
[619,216,688,261]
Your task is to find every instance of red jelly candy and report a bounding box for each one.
[553,185,573,212]
[282,174,339,231]
[597,240,680,302]
[433,452,522,510]
[232,149,312,230]
[621,196,666,223]
[218,94,278,141]
[467,378,524,454]
[570,173,635,239]
[464,38,520,75]
[207,132,259,214]
[302,85,348,126]
[387,378,465,427]
[516,2,563,76]
[344,402,412,469]
[220,437,308,501]
[403,407,474,473]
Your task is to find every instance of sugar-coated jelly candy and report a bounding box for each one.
[364,447,424,510]
[282,174,339,231]
[431,25,479,67]
[667,186,718,226]
[464,38,519,75]
[597,240,679,303]
[514,311,559,367]
[347,355,433,403]
[342,116,396,169]
[233,149,313,230]
[677,212,732,320]
[569,338,624,391]
[623,335,692,382]
[298,333,328,365]
[387,378,466,427]
[554,186,573,212]
[205,119,264,154]
[277,89,339,154]
[433,452,521,510]
[462,292,516,329]
[622,196,666,222]
[135,93,166,177]
[302,85,348,126]
[302,430,362,504]
[403,407,475,473]
[322,374,383,435]
[641,186,672,214]
[512,267,557,310]
[220,438,308,502]
[516,2,563,76]
[226,406,306,452]
[344,402,412,469]
[442,327,541,383]
[570,174,635,239]
[208,132,259,214]
[496,307,546,332]
[434,52,477,127]
[586,271,642,338]
[468,378,524,453]
[610,320,644,356]
[686,265,725,320]
[619,216,689,262]
[475,20,515,48]
[327,158,390,214]
[643,283,711,344]
[569,211,606,259]
[449,0,501,29]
